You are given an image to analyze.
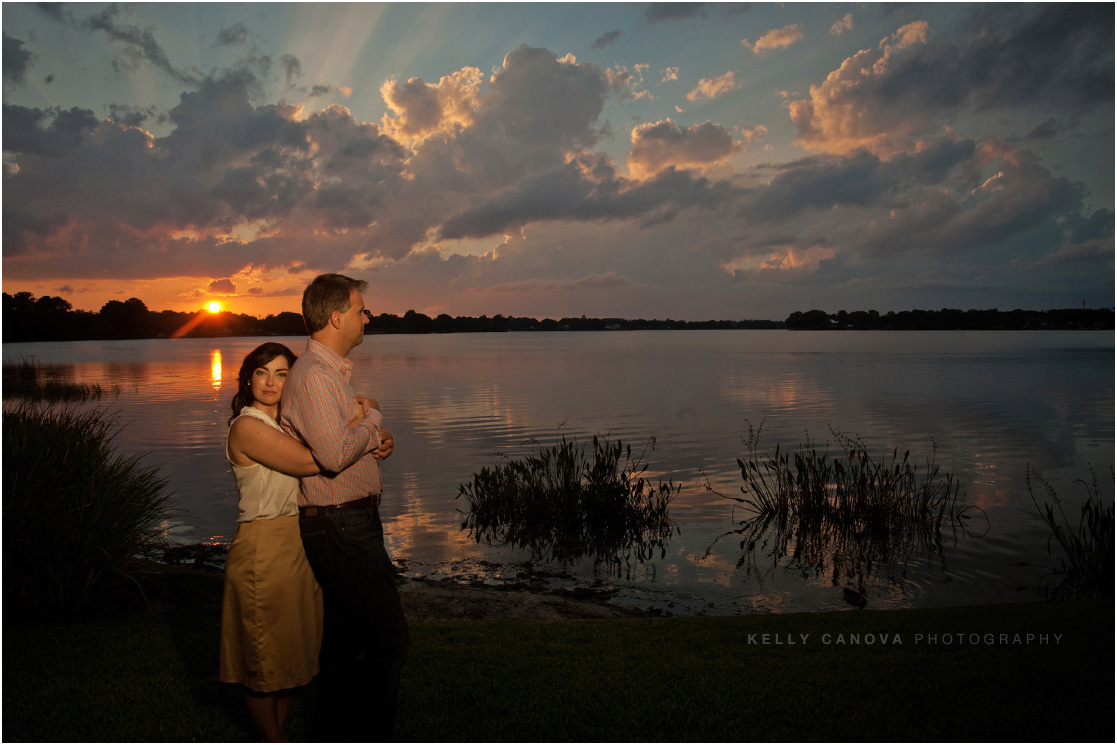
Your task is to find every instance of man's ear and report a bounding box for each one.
[329,309,344,329]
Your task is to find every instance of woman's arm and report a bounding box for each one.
[230,416,320,477]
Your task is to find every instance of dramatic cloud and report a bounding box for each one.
[380,67,483,147]
[2,4,1111,319]
[790,7,1114,158]
[686,71,738,102]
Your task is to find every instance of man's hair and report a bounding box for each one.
[302,273,368,333]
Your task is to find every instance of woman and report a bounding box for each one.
[218,342,328,742]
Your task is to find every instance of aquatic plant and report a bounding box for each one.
[708,422,983,585]
[2,357,121,402]
[1026,465,1114,600]
[3,403,172,617]
[457,434,679,574]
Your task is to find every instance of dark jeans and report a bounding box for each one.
[299,505,409,742]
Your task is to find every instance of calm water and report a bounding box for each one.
[5,331,1113,615]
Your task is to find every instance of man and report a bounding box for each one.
[280,273,408,742]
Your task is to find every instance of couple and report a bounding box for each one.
[218,274,408,742]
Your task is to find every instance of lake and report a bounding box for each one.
[4,330,1112,615]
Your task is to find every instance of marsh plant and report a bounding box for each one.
[3,403,172,617]
[1026,465,1113,600]
[2,358,121,402]
[708,422,983,585]
[458,434,679,575]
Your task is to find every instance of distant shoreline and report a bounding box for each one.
[3,290,1113,343]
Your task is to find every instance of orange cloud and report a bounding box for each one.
[628,119,744,178]
[721,245,838,277]
[380,67,483,148]
[788,21,932,158]
[686,71,739,102]
[742,24,804,53]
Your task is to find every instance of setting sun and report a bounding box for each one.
[207,302,221,313]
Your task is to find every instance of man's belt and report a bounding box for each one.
[299,494,380,517]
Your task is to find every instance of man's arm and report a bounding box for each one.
[292,373,382,473]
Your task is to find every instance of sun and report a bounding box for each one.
[207,301,222,314]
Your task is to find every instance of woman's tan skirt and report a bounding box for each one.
[219,515,323,693]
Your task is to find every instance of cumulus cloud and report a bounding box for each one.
[742,24,804,54]
[380,67,483,147]
[628,120,743,178]
[686,71,739,102]
[791,6,1114,159]
[3,11,1110,318]
[661,66,678,82]
[788,21,935,157]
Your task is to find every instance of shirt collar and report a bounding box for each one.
[305,338,352,379]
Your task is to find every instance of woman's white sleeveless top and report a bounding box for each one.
[226,406,301,523]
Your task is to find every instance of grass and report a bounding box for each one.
[708,423,984,585]
[457,434,679,574]
[3,567,1111,742]
[1027,465,1114,600]
[2,358,121,402]
[2,403,173,618]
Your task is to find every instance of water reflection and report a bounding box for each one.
[2,331,1111,614]
[210,349,223,391]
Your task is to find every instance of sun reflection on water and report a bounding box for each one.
[210,350,222,390]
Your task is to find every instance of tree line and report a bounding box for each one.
[785,307,1114,330]
[4,291,1111,343]
[2,291,782,342]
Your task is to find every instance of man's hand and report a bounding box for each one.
[372,426,394,460]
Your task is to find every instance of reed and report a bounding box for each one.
[709,422,982,583]
[3,403,173,617]
[1026,465,1114,600]
[458,434,679,573]
[2,357,121,402]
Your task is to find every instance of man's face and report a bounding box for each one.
[340,288,369,350]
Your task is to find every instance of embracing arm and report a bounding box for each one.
[294,375,381,472]
[229,416,320,477]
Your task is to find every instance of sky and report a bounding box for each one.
[2,2,1113,321]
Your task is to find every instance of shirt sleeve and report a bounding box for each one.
[295,371,381,473]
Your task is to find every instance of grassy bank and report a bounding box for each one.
[3,568,1111,742]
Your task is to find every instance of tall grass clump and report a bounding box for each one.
[709,422,982,584]
[2,358,121,402]
[1027,465,1114,600]
[458,434,679,574]
[3,403,172,617]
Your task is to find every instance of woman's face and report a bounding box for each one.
[249,355,290,407]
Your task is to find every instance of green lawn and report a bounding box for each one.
[3,569,1112,742]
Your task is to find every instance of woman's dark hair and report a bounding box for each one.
[229,342,298,424]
